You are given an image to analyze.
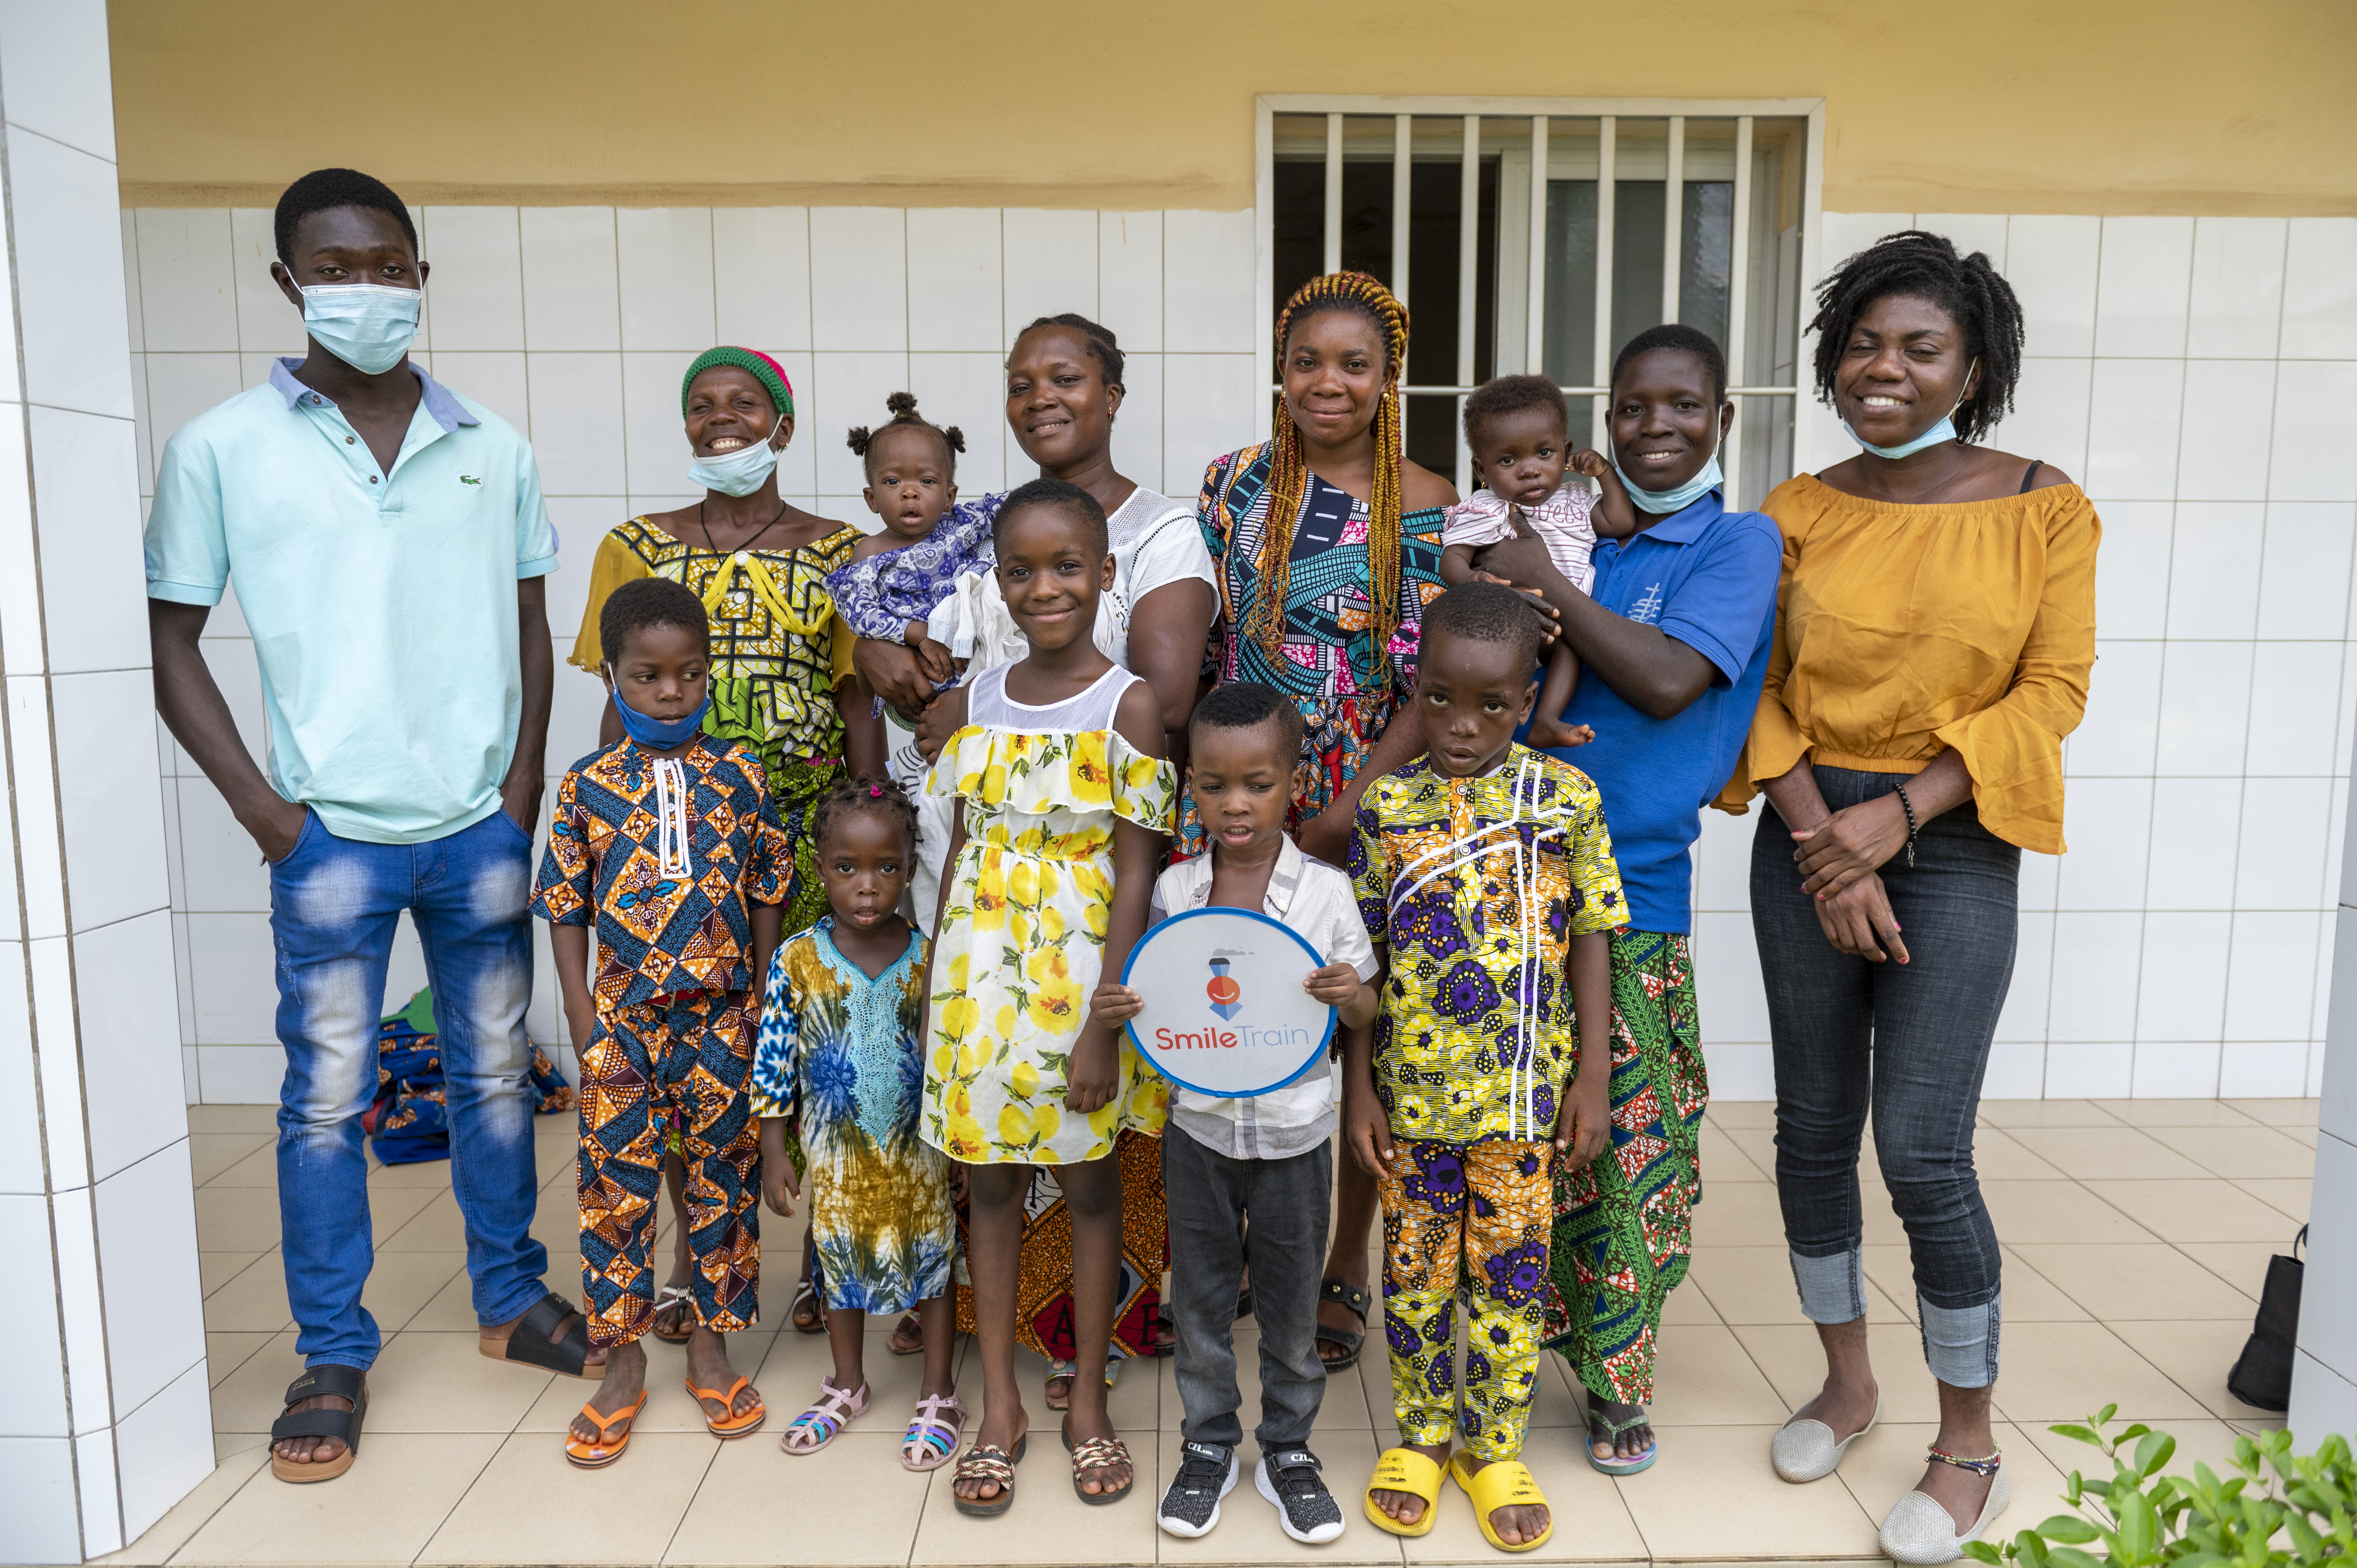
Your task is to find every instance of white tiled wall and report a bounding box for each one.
[1688,211,2357,1101]
[126,202,2357,1104]
[124,204,1263,1095]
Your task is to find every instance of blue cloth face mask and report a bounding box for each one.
[606,680,710,749]
[686,426,786,498]
[1611,451,1724,515]
[295,282,422,375]
[1843,362,1977,459]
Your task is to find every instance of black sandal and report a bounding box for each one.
[1315,1278,1370,1370]
[269,1365,367,1483]
[480,1293,603,1379]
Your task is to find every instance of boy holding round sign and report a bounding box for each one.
[1093,682,1377,1544]
[1349,583,1626,1554]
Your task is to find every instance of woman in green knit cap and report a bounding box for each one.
[570,347,884,1340]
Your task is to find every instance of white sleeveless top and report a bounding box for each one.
[966,659,1141,735]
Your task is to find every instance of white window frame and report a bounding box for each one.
[1255,94,1827,508]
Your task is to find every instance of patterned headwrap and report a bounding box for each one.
[1252,272,1411,692]
[682,346,795,420]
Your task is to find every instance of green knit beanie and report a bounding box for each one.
[681,346,794,420]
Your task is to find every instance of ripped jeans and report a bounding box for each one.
[269,806,548,1369]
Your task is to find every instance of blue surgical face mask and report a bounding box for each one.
[1842,362,1977,459]
[687,423,786,498]
[606,679,711,750]
[295,281,422,375]
[1611,451,1724,515]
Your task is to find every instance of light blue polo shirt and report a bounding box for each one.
[1522,489,1782,933]
[145,358,558,845]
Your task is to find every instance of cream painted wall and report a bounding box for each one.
[109,2,2357,217]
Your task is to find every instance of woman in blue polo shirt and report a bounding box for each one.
[1473,325,1782,1476]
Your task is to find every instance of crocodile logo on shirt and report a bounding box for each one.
[459,475,482,486]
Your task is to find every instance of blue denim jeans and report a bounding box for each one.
[269,806,549,1369]
[1749,767,2016,1390]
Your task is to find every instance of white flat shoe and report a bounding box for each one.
[1769,1395,1880,1482]
[1879,1468,2011,1564]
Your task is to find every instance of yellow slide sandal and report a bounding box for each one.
[1451,1450,1555,1553]
[1364,1446,1446,1537]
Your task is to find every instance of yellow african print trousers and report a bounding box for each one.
[1378,1137,1555,1462]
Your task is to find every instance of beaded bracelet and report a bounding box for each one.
[1893,781,1920,869]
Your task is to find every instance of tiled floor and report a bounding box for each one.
[110,1097,2312,1567]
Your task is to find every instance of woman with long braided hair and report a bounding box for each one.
[1189,272,1457,1382]
[1723,230,2098,1563]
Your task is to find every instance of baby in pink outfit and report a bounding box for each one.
[1439,375,1637,750]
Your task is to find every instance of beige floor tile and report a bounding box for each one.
[1989,1321,2210,1424]
[1700,1123,1770,1181]
[2284,1125,2321,1148]
[1614,1423,1878,1559]
[201,1249,267,1296]
[177,1432,504,1566]
[1705,1099,1777,1129]
[208,1330,306,1437]
[1983,1181,2158,1245]
[1832,1420,2073,1544]
[364,1330,555,1432]
[1155,1429,1405,1565]
[2080,1179,2298,1244]
[1730,1321,1950,1424]
[1689,1247,1906,1327]
[908,1428,1163,1564]
[407,1266,489,1331]
[209,1143,282,1188]
[366,1185,451,1248]
[367,1153,468,1187]
[97,1446,271,1566]
[201,1250,293,1333]
[2007,1243,2258,1321]
[666,1430,932,1565]
[2220,1098,2320,1128]
[1978,1099,2121,1129]
[2107,1317,2288,1423]
[2235,1178,2310,1222]
[195,1186,285,1253]
[1643,1323,1790,1427]
[361,1250,469,1335]
[191,1132,273,1186]
[2004,1126,2214,1181]
[1155,1324,1371,1432]
[207,1331,276,1388]
[416,1431,710,1564]
[1402,1430,1651,1564]
[1970,1128,2070,1181]
[1690,1181,1785,1250]
[2174,1240,2283,1301]
[2089,1098,2263,1128]
[188,1103,279,1135]
[1662,1273,1721,1326]
[2160,1125,2317,1180]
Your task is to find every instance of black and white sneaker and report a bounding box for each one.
[1258,1448,1346,1543]
[1158,1440,1238,1537]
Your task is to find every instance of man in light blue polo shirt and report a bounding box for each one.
[147,169,598,1482]
[1481,325,1781,1478]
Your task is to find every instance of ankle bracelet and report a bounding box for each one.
[1927,1445,2002,1475]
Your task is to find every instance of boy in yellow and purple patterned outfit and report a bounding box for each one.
[1345,584,1624,1552]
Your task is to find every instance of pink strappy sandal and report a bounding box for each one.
[903,1391,967,1471]
[780,1375,869,1455]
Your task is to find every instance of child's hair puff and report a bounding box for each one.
[813,773,920,855]
[847,392,966,475]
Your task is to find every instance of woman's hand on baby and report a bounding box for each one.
[1302,963,1363,1008]
[853,637,934,719]
[913,689,965,763]
[1089,982,1144,1028]
[910,635,958,688]
[1790,793,1910,897]
[1064,1029,1120,1114]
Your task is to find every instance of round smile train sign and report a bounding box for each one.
[1120,907,1335,1097]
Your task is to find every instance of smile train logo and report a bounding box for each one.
[1205,953,1243,1021]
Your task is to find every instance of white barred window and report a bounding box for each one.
[1257,97,1825,509]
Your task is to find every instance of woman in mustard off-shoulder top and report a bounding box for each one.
[1722,233,2097,1564]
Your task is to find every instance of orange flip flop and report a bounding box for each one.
[688,1374,767,1437]
[565,1391,648,1468]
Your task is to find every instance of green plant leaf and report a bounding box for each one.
[2046,1546,2104,1568]
[2117,1489,2157,1561]
[2052,1424,2101,1446]
[2096,1403,2119,1427]
[2035,1515,2101,1544]
[1961,1545,2004,1566]
[2135,1432,2178,1481]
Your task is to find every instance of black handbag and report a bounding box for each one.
[2225,1225,2306,1412]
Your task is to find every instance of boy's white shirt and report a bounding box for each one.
[1147,833,1378,1161]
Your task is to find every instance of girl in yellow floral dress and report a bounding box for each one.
[920,477,1174,1517]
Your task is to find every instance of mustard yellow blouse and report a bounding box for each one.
[1719,473,2101,855]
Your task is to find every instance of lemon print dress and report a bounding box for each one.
[922,662,1176,1165]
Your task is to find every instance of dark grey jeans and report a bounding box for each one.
[1750,766,2016,1389]
[1163,1122,1331,1449]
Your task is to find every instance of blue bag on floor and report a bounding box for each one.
[367,988,575,1165]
